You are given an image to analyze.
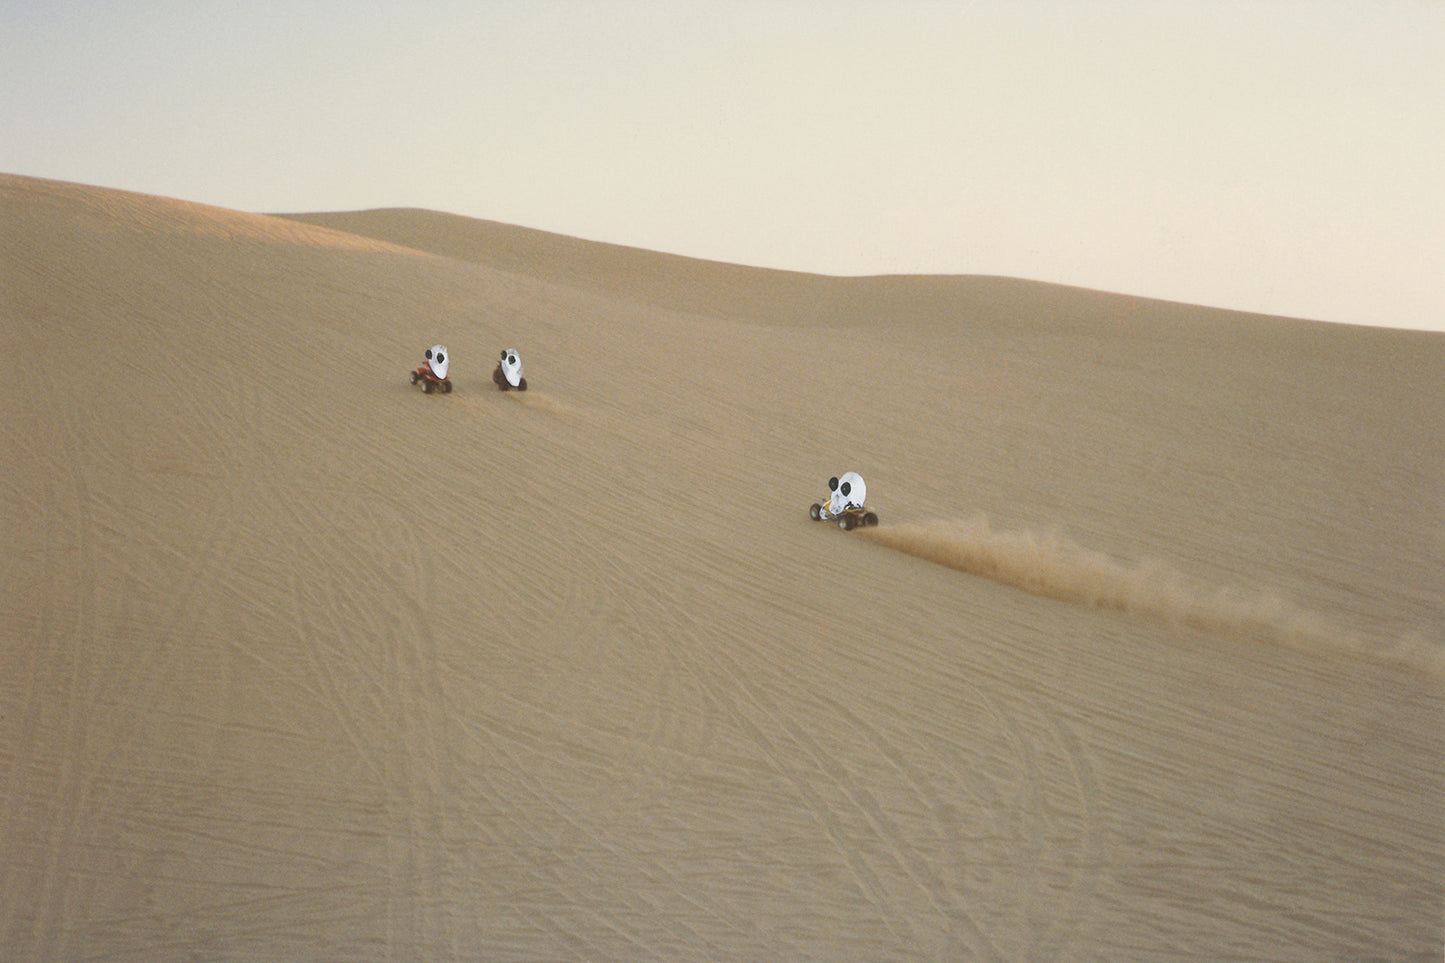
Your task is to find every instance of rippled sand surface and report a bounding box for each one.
[4,173,1441,960]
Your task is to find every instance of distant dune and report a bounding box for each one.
[4,172,1442,961]
[281,207,1371,340]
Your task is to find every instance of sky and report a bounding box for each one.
[4,0,1443,331]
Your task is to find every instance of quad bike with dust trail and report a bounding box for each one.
[809,472,878,530]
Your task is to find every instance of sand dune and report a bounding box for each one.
[3,172,1442,960]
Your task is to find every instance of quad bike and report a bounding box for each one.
[809,502,879,531]
[410,366,452,393]
[810,472,877,530]
[494,349,528,391]
[492,363,527,391]
[412,344,452,394]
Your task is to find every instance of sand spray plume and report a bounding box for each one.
[859,517,1442,673]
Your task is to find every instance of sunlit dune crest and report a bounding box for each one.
[2,174,412,252]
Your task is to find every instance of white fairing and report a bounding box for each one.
[500,349,523,387]
[828,471,866,514]
[426,344,449,379]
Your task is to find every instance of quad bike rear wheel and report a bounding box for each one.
[442,380,452,393]
[863,512,878,527]
[838,514,855,531]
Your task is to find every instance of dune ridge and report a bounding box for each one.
[281,207,1416,344]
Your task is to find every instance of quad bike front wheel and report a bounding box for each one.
[442,380,452,393]
[409,370,419,385]
[837,514,855,531]
[809,503,822,521]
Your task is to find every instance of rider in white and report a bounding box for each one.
[827,472,867,517]
[496,348,524,388]
[424,344,449,380]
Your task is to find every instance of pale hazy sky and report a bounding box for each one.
[4,1,1442,330]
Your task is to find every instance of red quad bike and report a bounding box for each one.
[410,366,452,393]
[410,344,453,393]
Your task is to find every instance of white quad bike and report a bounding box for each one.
[809,472,878,530]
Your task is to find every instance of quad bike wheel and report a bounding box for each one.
[442,380,452,393]
[838,514,855,531]
[409,370,419,385]
[421,379,433,394]
[863,512,878,527]
[517,378,527,391]
[809,503,822,521]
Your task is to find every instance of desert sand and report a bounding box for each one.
[3,172,1442,960]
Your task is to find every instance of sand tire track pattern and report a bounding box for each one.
[3,175,1442,961]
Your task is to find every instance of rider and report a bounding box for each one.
[827,472,867,516]
[422,344,449,380]
[493,348,524,390]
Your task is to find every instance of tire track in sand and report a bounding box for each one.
[629,526,1110,959]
